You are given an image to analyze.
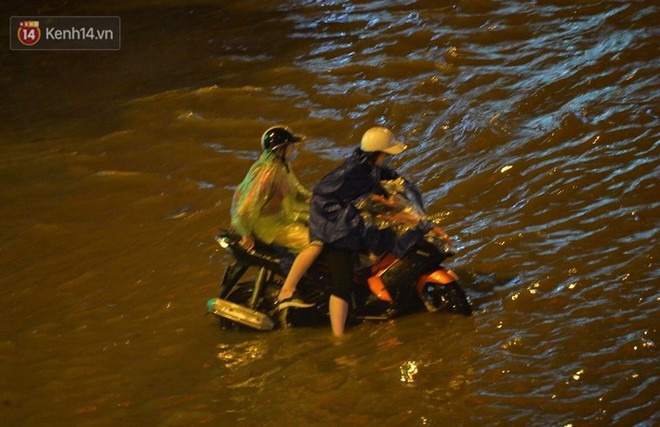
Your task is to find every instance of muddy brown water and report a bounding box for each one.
[1,1,658,425]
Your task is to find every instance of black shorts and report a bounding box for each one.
[323,245,357,302]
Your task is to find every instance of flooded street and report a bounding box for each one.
[1,1,658,425]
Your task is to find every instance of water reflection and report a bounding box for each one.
[400,360,419,384]
[216,341,268,369]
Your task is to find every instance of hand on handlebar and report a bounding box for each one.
[371,194,399,209]
[379,211,420,226]
[239,234,255,251]
[432,226,454,250]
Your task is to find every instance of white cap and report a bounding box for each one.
[360,127,407,155]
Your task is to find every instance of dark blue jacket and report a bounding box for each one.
[309,150,428,256]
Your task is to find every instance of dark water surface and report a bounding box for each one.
[1,1,658,425]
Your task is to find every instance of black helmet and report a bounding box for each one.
[261,126,302,151]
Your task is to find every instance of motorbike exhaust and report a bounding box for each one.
[207,298,275,331]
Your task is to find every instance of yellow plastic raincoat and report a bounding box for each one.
[231,150,311,253]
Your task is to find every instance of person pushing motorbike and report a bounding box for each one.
[308,127,452,336]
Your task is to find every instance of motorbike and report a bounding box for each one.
[206,227,472,331]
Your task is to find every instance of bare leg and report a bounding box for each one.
[329,295,349,337]
[277,244,323,301]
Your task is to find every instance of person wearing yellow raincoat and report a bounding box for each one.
[230,126,317,308]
